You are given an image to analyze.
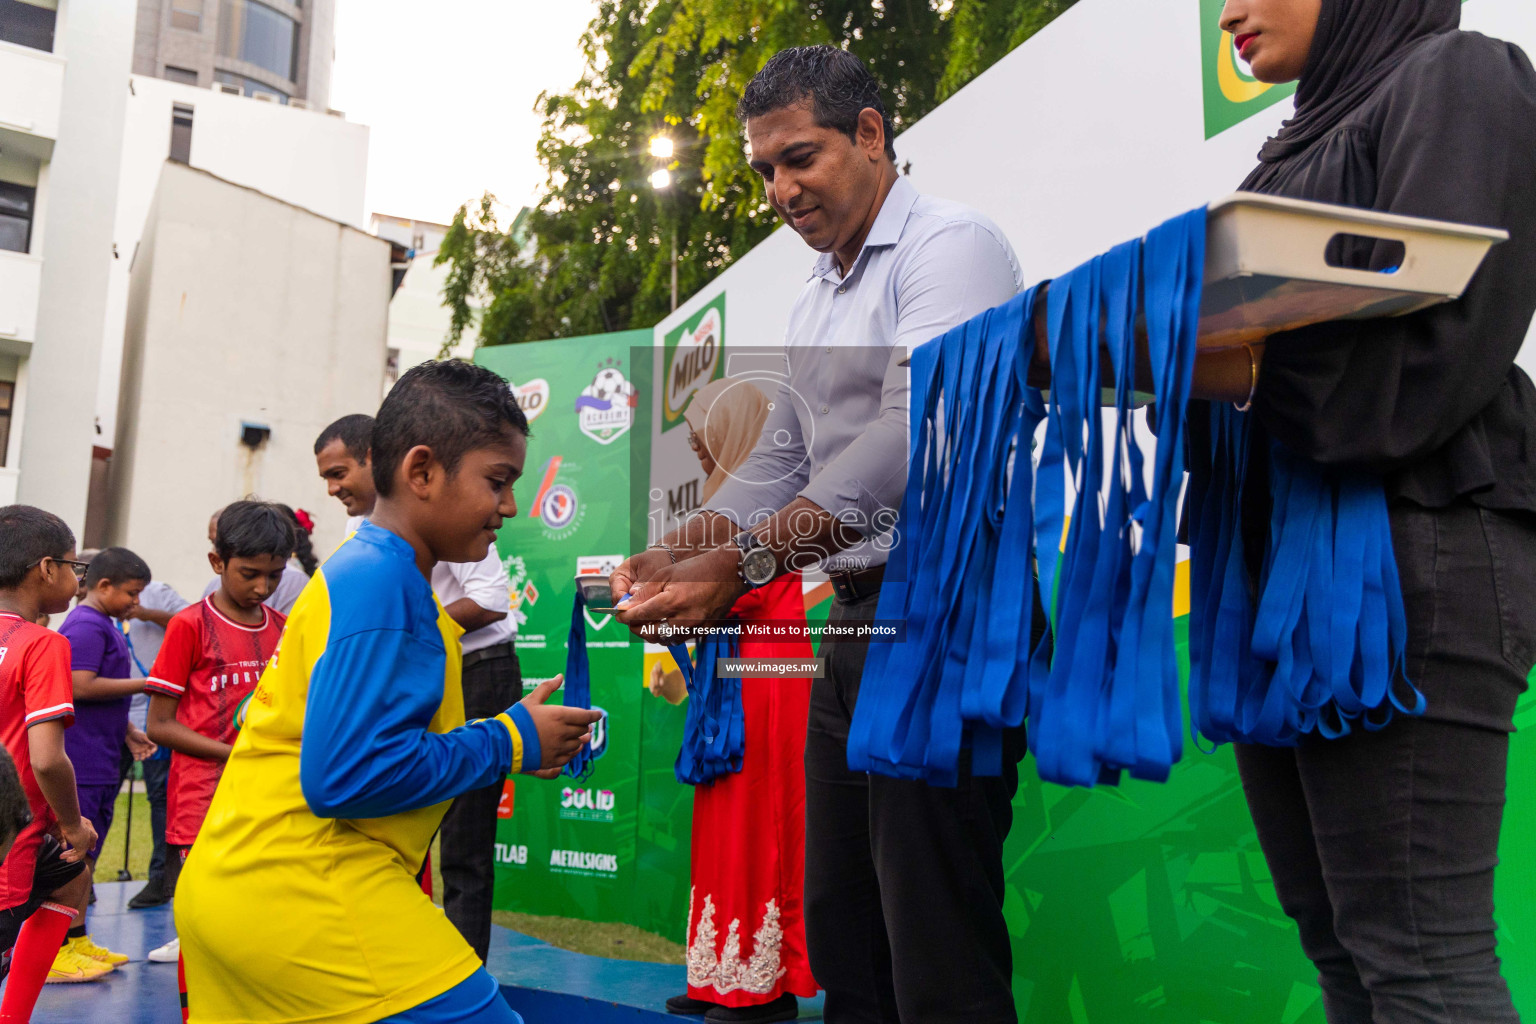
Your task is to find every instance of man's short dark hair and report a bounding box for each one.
[84,547,151,588]
[738,45,896,161]
[0,747,32,859]
[372,360,530,498]
[314,414,375,462]
[215,501,296,564]
[0,506,75,590]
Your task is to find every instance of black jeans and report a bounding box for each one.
[142,755,170,884]
[1237,503,1536,1023]
[804,585,1026,1024]
[441,643,522,962]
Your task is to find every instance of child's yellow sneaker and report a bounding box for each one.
[71,933,130,965]
[45,943,115,983]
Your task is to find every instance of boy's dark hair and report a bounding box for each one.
[371,360,530,498]
[0,747,31,858]
[0,505,76,590]
[84,547,152,588]
[313,414,374,462]
[215,501,296,564]
[738,45,896,161]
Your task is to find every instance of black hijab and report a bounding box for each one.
[1255,0,1460,164]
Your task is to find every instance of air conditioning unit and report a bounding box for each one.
[289,98,308,110]
[251,92,277,103]
[214,83,241,96]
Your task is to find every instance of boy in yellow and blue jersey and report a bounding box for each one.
[175,360,603,1024]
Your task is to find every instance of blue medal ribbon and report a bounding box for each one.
[562,588,598,780]
[851,202,1422,788]
[667,633,744,786]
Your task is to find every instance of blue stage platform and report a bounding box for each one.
[36,882,825,1024]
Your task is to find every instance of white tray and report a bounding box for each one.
[1198,193,1507,349]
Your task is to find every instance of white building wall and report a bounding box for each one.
[96,73,369,442]
[14,0,135,534]
[110,163,389,597]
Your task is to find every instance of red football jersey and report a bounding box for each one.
[0,613,75,910]
[145,598,285,845]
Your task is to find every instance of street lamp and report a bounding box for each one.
[648,138,678,310]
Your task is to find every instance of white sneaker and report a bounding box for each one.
[147,936,180,963]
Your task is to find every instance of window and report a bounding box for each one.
[170,0,201,31]
[0,182,35,254]
[164,65,199,85]
[170,103,194,164]
[0,0,57,52]
[217,0,298,82]
[0,381,11,468]
[212,70,288,103]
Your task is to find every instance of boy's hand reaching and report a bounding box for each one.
[518,674,604,776]
[59,818,97,864]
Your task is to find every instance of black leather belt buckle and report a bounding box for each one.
[829,568,881,604]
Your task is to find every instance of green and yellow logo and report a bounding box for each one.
[1199,0,1297,139]
[661,292,725,433]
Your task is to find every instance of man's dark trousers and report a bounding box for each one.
[441,641,522,962]
[804,575,1030,1024]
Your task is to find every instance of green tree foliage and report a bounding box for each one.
[438,0,1078,350]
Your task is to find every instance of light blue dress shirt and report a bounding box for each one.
[706,174,1023,570]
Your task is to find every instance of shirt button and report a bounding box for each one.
[825,346,833,353]
[836,286,846,294]
[820,405,830,415]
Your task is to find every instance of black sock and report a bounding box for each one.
[67,924,86,940]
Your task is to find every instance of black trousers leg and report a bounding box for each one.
[441,647,522,963]
[1235,743,1374,1023]
[805,591,899,1024]
[806,591,1023,1024]
[142,756,169,883]
[1238,504,1533,1023]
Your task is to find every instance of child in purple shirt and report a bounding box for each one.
[57,547,153,966]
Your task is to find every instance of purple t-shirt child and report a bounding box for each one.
[59,604,134,787]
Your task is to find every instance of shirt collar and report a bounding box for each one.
[810,174,919,281]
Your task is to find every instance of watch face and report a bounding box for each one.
[743,545,777,585]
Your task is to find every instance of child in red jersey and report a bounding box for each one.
[145,501,292,965]
[0,505,111,1020]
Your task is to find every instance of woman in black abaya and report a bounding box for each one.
[1207,0,1536,1019]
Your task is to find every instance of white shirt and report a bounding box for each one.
[706,175,1022,571]
[348,515,515,653]
[431,549,515,654]
[127,581,190,731]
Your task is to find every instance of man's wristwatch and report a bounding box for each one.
[734,532,777,588]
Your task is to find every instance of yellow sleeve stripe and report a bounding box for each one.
[495,712,524,775]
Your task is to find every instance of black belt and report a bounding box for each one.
[462,640,515,669]
[828,565,885,604]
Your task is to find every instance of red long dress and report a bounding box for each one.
[683,575,819,1007]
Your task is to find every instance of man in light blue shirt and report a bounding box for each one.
[615,45,1024,1024]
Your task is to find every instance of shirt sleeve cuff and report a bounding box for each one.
[503,703,542,775]
[143,677,185,698]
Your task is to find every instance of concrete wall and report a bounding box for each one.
[110,162,388,596]
[96,72,368,444]
[16,0,135,535]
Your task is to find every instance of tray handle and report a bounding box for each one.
[1251,213,1487,298]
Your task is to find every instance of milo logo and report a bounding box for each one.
[1198,0,1296,139]
[511,378,550,423]
[662,294,725,433]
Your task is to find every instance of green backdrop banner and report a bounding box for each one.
[477,333,691,941]
[478,332,1533,1018]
